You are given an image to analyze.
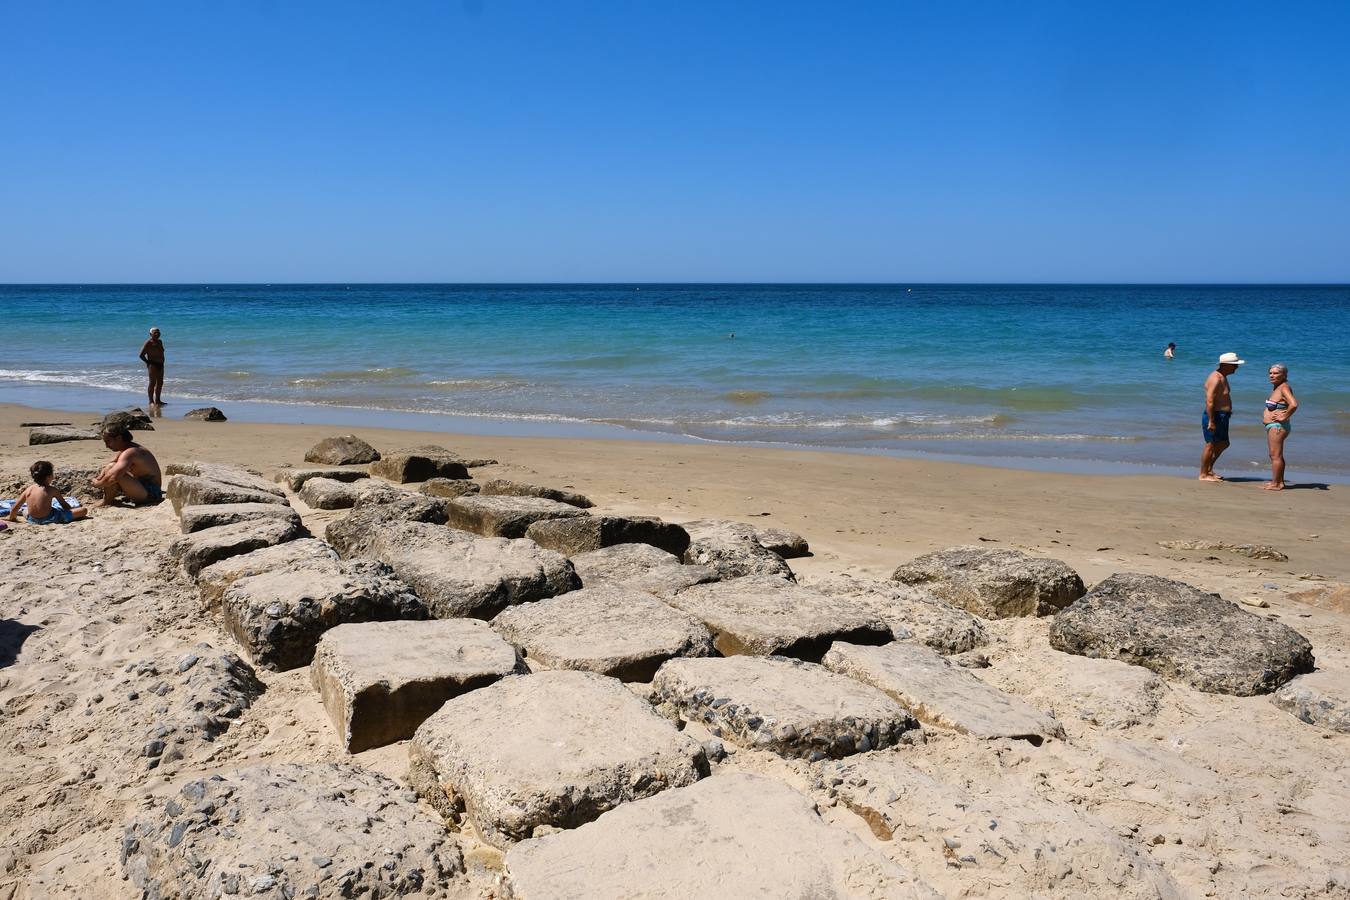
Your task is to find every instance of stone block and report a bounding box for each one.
[178,502,302,535]
[197,538,340,612]
[892,546,1085,618]
[570,543,719,597]
[167,476,289,516]
[444,494,589,538]
[421,477,482,499]
[481,479,594,508]
[169,517,306,578]
[370,448,469,483]
[1272,669,1350,733]
[524,515,689,557]
[29,425,99,444]
[276,467,369,491]
[304,434,380,465]
[753,526,810,558]
[298,476,406,510]
[806,575,988,655]
[681,518,795,580]
[183,406,227,421]
[325,496,449,558]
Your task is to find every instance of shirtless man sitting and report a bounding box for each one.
[93,424,163,506]
[1200,352,1243,482]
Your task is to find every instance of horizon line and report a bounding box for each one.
[3,281,1349,288]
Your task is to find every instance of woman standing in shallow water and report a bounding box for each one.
[1263,363,1297,491]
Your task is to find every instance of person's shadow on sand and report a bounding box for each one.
[1223,477,1331,490]
[0,619,39,667]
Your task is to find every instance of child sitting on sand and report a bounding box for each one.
[5,461,89,525]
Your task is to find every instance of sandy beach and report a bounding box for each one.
[3,399,1349,898]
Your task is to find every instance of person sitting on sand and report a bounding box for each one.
[1263,363,1298,491]
[6,461,89,525]
[92,424,163,507]
[139,327,165,408]
[1200,351,1243,483]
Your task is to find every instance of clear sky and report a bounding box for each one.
[3,1,1347,283]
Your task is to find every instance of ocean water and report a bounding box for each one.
[2,284,1347,478]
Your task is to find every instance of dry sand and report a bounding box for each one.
[2,400,1348,898]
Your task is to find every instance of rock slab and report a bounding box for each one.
[524,515,690,558]
[503,772,939,900]
[666,575,891,659]
[753,525,810,558]
[1271,669,1350,733]
[681,519,795,580]
[304,434,380,465]
[122,763,464,900]
[167,475,289,515]
[197,538,339,612]
[481,478,593,508]
[408,670,706,849]
[1049,572,1314,695]
[178,502,302,535]
[491,585,714,681]
[169,517,305,578]
[653,655,918,759]
[444,494,588,538]
[325,496,449,558]
[278,466,370,491]
[570,543,718,597]
[371,448,468,483]
[822,641,1063,743]
[808,575,988,655]
[29,425,99,444]
[183,406,227,421]
[420,477,482,499]
[892,545,1086,618]
[312,619,525,752]
[299,476,406,510]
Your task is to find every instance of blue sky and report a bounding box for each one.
[2,1,1347,282]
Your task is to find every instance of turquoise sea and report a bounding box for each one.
[1,284,1347,479]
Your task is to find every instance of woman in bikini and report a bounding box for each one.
[1262,363,1297,491]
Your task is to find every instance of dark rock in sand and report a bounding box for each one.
[29,425,100,445]
[325,495,449,558]
[525,515,690,558]
[481,479,594,509]
[892,545,1085,618]
[1049,572,1315,696]
[100,407,154,432]
[183,406,227,422]
[303,434,380,465]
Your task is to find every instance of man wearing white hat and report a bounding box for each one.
[1200,351,1244,482]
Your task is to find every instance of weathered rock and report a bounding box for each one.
[365,522,579,619]
[221,559,426,671]
[492,586,714,681]
[277,466,370,491]
[681,519,795,580]
[1158,539,1290,562]
[817,755,1183,900]
[325,496,449,558]
[370,448,468,482]
[178,502,302,534]
[303,434,380,465]
[753,526,810,558]
[167,476,290,515]
[444,494,589,538]
[121,764,465,899]
[524,515,689,558]
[299,476,407,510]
[653,655,918,759]
[481,479,594,508]
[420,477,482,499]
[169,517,306,578]
[101,406,154,431]
[29,425,99,444]
[182,406,227,421]
[503,773,939,900]
[807,575,989,655]
[18,420,70,426]
[892,546,1086,618]
[167,462,286,497]
[408,670,706,849]
[570,543,719,597]
[197,538,340,612]
[1049,573,1315,695]
[1271,670,1350,733]
[822,641,1063,743]
[984,648,1167,730]
[311,619,525,752]
[666,575,891,659]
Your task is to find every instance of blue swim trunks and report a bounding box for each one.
[1202,410,1232,444]
[138,477,164,503]
[27,507,74,525]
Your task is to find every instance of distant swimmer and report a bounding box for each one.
[139,327,165,408]
[1263,363,1298,491]
[1164,342,1176,359]
[1200,352,1243,483]
[728,332,735,339]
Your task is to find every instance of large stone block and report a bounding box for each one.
[311,619,525,752]
[197,538,339,612]
[303,434,380,465]
[299,476,407,510]
[570,543,719,597]
[167,476,289,516]
[408,670,707,849]
[1272,670,1350,733]
[502,773,939,900]
[325,495,449,558]
[443,494,588,538]
[653,655,918,759]
[481,478,594,508]
[753,525,810,559]
[491,585,713,681]
[681,519,795,580]
[178,502,302,535]
[1049,573,1314,695]
[370,448,469,483]
[121,764,465,900]
[892,546,1085,618]
[169,517,306,578]
[29,425,99,444]
[169,462,286,497]
[524,515,689,558]
[365,522,579,619]
[822,641,1063,744]
[817,755,1182,900]
[807,575,988,655]
[420,477,481,499]
[220,559,425,670]
[666,575,891,659]
[276,466,369,492]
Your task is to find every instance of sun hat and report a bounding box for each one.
[1218,352,1245,366]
